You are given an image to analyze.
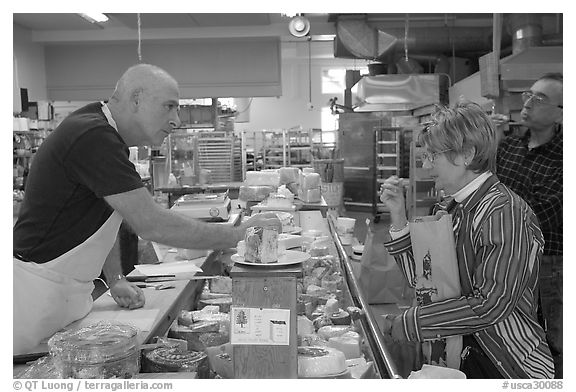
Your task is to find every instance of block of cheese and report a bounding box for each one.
[244,226,278,264]
[168,325,228,352]
[298,188,321,203]
[238,185,276,202]
[245,170,280,187]
[327,336,361,359]
[323,298,340,315]
[300,173,320,189]
[199,297,232,313]
[297,346,347,378]
[297,315,315,336]
[279,167,301,185]
[274,211,296,232]
[301,172,321,189]
[209,276,232,294]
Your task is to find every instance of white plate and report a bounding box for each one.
[231,250,310,267]
[299,369,349,379]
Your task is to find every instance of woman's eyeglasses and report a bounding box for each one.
[521,91,563,109]
[421,149,452,163]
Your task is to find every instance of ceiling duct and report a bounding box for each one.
[334,17,497,61]
[506,14,543,54]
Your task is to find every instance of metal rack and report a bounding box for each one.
[196,132,242,183]
[261,129,313,169]
[407,136,440,219]
[373,127,402,222]
[165,130,242,187]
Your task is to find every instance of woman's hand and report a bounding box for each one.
[110,279,145,310]
[382,314,408,343]
[379,176,408,228]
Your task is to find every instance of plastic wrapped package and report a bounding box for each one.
[17,355,62,379]
[47,322,140,379]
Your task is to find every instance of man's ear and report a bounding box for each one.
[129,88,143,112]
[555,108,563,125]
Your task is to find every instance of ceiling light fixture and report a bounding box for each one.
[288,15,310,38]
[78,13,109,24]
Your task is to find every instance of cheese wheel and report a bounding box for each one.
[327,336,361,359]
[329,310,351,325]
[141,347,209,377]
[297,346,347,378]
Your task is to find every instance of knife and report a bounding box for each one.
[126,275,175,283]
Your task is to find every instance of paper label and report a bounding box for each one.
[230,307,290,345]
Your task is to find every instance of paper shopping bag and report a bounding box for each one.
[409,213,462,369]
[358,219,408,304]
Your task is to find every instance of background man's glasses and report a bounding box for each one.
[521,91,563,109]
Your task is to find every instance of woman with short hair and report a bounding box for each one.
[380,101,554,378]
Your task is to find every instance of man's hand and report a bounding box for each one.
[243,212,282,234]
[110,279,145,310]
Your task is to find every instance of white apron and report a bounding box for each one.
[13,211,123,355]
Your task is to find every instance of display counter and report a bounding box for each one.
[15,211,403,379]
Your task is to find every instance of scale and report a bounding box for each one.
[171,191,232,221]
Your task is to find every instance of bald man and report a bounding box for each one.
[13,64,280,354]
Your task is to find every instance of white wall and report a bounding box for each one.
[235,40,369,131]
[13,24,47,105]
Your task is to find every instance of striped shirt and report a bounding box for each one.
[384,174,554,378]
[496,126,562,255]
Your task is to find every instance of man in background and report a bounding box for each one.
[495,73,563,378]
